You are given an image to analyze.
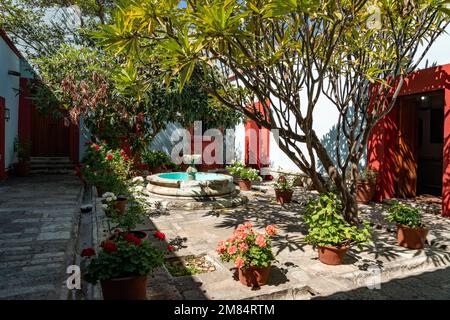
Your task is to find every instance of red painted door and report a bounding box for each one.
[245,101,270,177]
[395,98,419,198]
[0,97,5,179]
[30,107,70,157]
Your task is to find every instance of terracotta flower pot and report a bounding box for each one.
[114,197,128,215]
[356,180,376,204]
[317,245,349,265]
[275,189,293,204]
[238,179,252,191]
[396,224,428,249]
[13,162,30,177]
[100,275,148,300]
[238,266,271,287]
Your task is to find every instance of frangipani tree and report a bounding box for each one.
[95,0,450,221]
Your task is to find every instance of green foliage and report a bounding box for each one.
[226,162,262,182]
[357,168,378,183]
[83,237,164,284]
[141,150,174,169]
[110,202,145,233]
[303,193,372,248]
[387,201,423,228]
[274,175,294,191]
[14,136,31,163]
[81,142,133,195]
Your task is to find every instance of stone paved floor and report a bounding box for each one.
[127,182,450,300]
[0,175,82,299]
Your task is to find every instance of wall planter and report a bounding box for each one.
[317,245,349,265]
[275,189,293,204]
[238,179,252,191]
[238,266,271,287]
[396,224,428,249]
[13,162,30,177]
[100,275,148,300]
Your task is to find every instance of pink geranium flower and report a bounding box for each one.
[227,245,238,255]
[235,257,245,269]
[265,225,277,236]
[255,234,267,248]
[239,243,249,252]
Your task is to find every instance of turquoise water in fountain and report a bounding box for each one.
[158,172,229,181]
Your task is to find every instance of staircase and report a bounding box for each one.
[30,157,74,174]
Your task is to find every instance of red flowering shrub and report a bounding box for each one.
[124,233,142,246]
[216,223,277,269]
[83,237,164,284]
[154,230,166,240]
[100,240,118,254]
[81,247,96,257]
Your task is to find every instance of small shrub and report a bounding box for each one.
[387,201,423,228]
[303,193,371,248]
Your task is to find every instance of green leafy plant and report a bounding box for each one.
[357,168,378,183]
[110,202,145,233]
[303,193,371,248]
[216,223,277,269]
[14,136,31,163]
[227,162,261,182]
[82,236,164,284]
[387,201,423,228]
[274,175,294,191]
[141,150,175,169]
[226,162,246,176]
[81,142,133,195]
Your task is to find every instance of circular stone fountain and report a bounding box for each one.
[145,172,247,210]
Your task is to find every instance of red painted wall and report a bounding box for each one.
[0,96,5,180]
[367,64,450,217]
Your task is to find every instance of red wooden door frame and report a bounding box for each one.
[367,64,450,217]
[0,96,5,180]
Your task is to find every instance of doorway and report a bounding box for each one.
[395,91,444,197]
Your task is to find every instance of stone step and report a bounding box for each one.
[30,157,71,164]
[30,169,74,174]
[30,163,74,169]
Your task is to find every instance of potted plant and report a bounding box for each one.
[274,175,294,204]
[13,137,31,177]
[226,161,246,183]
[387,201,428,249]
[227,162,262,191]
[303,193,371,265]
[81,236,164,300]
[216,223,277,287]
[110,202,148,241]
[355,168,378,204]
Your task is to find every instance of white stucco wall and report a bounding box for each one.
[0,38,20,171]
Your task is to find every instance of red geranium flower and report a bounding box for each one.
[93,144,100,150]
[124,156,130,161]
[106,154,113,160]
[153,231,166,240]
[120,151,126,156]
[124,233,142,246]
[100,240,118,254]
[80,247,96,257]
[167,245,174,252]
